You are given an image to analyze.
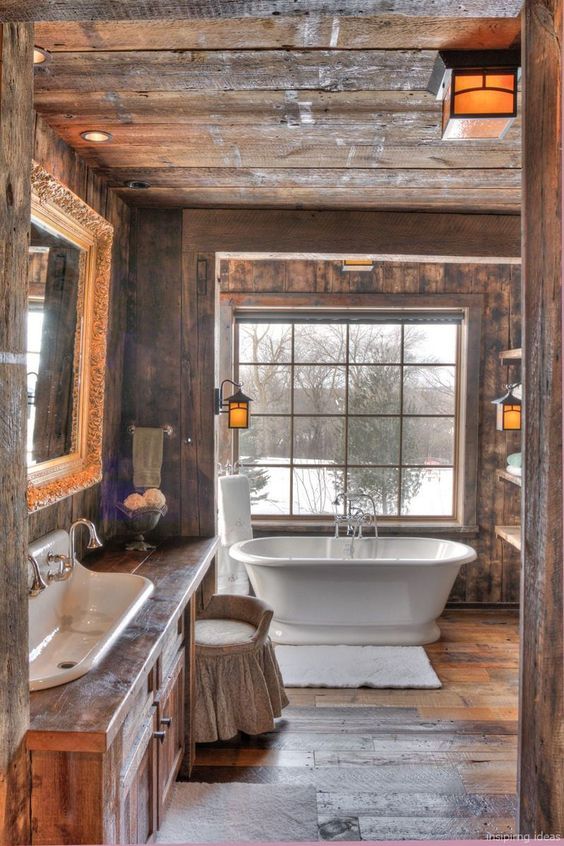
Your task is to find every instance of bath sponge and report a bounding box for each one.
[123,492,146,511]
[143,488,166,509]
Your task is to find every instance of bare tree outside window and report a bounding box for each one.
[236,317,459,519]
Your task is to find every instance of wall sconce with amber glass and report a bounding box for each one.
[214,379,253,429]
[492,383,522,431]
[428,50,520,140]
[341,259,374,272]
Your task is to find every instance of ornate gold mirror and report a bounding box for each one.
[27,163,113,511]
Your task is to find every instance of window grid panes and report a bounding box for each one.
[236,317,460,519]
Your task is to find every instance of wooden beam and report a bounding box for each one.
[0,1,524,22]
[30,89,454,122]
[37,92,521,132]
[103,166,523,190]
[519,0,564,836]
[180,250,216,538]
[50,117,522,149]
[182,209,521,259]
[108,165,521,212]
[33,16,521,51]
[0,22,33,846]
[33,49,438,93]
[59,141,521,171]
[113,185,520,214]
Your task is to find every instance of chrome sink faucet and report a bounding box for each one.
[47,518,103,582]
[28,554,47,596]
[333,492,379,538]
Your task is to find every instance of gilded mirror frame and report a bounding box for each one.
[27,163,114,512]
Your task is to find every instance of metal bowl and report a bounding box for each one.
[116,502,168,550]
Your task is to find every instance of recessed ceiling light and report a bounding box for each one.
[33,47,50,65]
[125,180,151,189]
[80,130,113,143]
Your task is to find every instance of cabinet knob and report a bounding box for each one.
[160,716,173,727]
[153,731,166,742]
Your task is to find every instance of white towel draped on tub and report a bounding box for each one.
[217,475,252,595]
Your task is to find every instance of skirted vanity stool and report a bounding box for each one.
[194,594,289,742]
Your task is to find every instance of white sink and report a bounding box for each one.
[29,530,154,691]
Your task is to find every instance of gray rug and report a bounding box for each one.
[275,644,441,688]
[156,782,318,842]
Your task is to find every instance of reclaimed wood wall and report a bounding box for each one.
[0,23,33,846]
[28,115,131,544]
[124,205,521,604]
[518,0,563,834]
[119,209,184,532]
[220,258,522,606]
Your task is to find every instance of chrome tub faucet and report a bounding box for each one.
[332,492,379,539]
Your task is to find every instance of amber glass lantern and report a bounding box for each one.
[442,68,518,139]
[226,388,252,429]
[492,384,522,431]
[214,379,253,430]
[428,50,520,140]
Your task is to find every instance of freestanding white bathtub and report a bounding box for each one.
[230,536,476,645]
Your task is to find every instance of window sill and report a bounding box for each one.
[251,520,479,536]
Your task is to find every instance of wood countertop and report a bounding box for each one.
[28,536,218,753]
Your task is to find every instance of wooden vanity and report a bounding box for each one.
[27,536,218,845]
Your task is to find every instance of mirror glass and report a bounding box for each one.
[27,220,84,466]
[27,163,113,513]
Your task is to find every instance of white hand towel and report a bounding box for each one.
[218,475,253,546]
[506,464,522,477]
[218,475,252,595]
[133,427,164,489]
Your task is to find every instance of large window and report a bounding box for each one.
[235,311,463,521]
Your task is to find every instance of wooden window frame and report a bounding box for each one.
[219,292,482,532]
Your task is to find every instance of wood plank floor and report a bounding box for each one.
[191,609,519,841]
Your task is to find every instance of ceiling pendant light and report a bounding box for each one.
[428,50,520,140]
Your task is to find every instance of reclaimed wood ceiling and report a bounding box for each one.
[31,2,523,212]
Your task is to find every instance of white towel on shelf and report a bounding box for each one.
[506,465,522,477]
[217,475,252,595]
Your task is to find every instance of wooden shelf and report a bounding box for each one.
[497,468,522,487]
[499,347,522,361]
[495,525,522,551]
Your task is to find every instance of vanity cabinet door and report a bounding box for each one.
[156,647,185,823]
[120,712,158,844]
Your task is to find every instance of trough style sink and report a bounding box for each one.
[29,530,154,691]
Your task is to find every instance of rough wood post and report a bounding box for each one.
[180,242,217,538]
[519,0,564,835]
[0,22,33,846]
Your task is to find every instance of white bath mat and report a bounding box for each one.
[156,782,318,842]
[275,644,441,689]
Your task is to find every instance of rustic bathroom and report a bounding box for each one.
[0,3,562,845]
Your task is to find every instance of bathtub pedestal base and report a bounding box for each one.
[270,619,441,646]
